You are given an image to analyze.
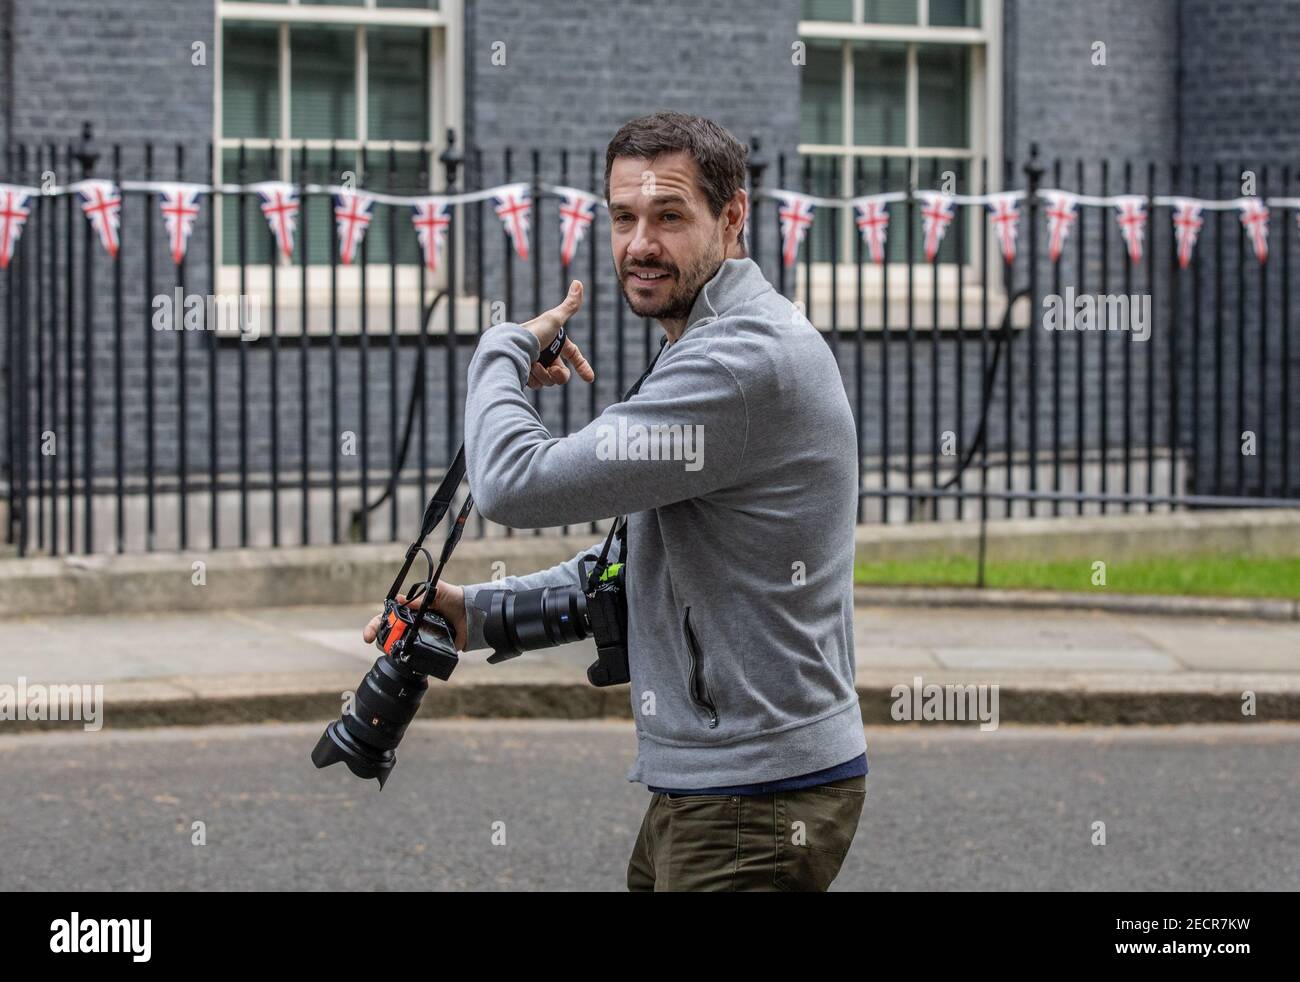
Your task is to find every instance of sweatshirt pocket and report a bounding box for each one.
[682,606,720,729]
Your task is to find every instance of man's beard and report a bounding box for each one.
[617,245,723,322]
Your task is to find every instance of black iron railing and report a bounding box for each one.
[1,126,1297,556]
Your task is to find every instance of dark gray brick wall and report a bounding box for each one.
[1177,0,1300,498]
[4,0,213,148]
[1,0,12,148]
[1179,0,1300,167]
[1003,0,1181,165]
[1004,0,1298,499]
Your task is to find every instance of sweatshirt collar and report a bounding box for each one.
[677,257,771,339]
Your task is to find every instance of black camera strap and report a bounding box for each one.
[391,326,667,619]
[388,323,574,630]
[386,445,474,632]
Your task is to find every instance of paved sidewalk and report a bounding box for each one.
[3,602,1298,731]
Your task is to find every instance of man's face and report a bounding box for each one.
[607,152,730,323]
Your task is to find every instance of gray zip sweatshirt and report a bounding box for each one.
[460,257,865,788]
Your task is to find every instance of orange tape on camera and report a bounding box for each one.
[382,610,407,654]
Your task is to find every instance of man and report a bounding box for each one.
[364,111,866,891]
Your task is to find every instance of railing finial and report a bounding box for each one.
[74,120,99,176]
[1023,141,1044,193]
[440,128,463,191]
[747,135,768,190]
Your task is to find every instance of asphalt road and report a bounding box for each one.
[3,721,1296,891]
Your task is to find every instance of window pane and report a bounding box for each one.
[379,0,440,8]
[921,156,970,263]
[837,156,969,264]
[291,26,356,140]
[360,150,427,264]
[222,147,365,265]
[221,147,281,265]
[802,0,852,20]
[367,28,429,141]
[928,0,981,27]
[222,23,279,139]
[862,0,917,24]
[800,40,843,146]
[826,155,909,261]
[301,148,359,264]
[852,42,906,146]
[917,45,969,148]
[850,157,908,262]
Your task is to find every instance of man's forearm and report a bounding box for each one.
[463,324,747,529]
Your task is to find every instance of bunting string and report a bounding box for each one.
[0,176,1293,268]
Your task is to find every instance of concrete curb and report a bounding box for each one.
[853,585,1300,621]
[3,681,1294,735]
[3,510,1298,620]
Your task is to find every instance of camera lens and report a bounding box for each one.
[310,651,430,788]
[477,584,590,659]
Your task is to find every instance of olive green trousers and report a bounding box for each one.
[626,774,866,892]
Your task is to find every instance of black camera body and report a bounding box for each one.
[581,558,630,687]
[375,596,459,681]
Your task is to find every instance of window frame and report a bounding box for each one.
[213,0,462,298]
[798,0,1004,312]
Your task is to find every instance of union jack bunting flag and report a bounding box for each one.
[777,193,815,268]
[157,184,202,266]
[1043,190,1078,262]
[916,191,956,262]
[0,185,32,270]
[333,191,375,266]
[1114,195,1148,265]
[76,179,122,259]
[986,192,1021,264]
[411,197,451,273]
[851,196,890,264]
[255,182,299,259]
[1238,198,1270,264]
[492,183,531,261]
[1170,198,1204,269]
[558,189,597,266]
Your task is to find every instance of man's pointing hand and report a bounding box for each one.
[519,280,596,389]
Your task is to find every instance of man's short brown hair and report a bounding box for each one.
[603,111,748,222]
